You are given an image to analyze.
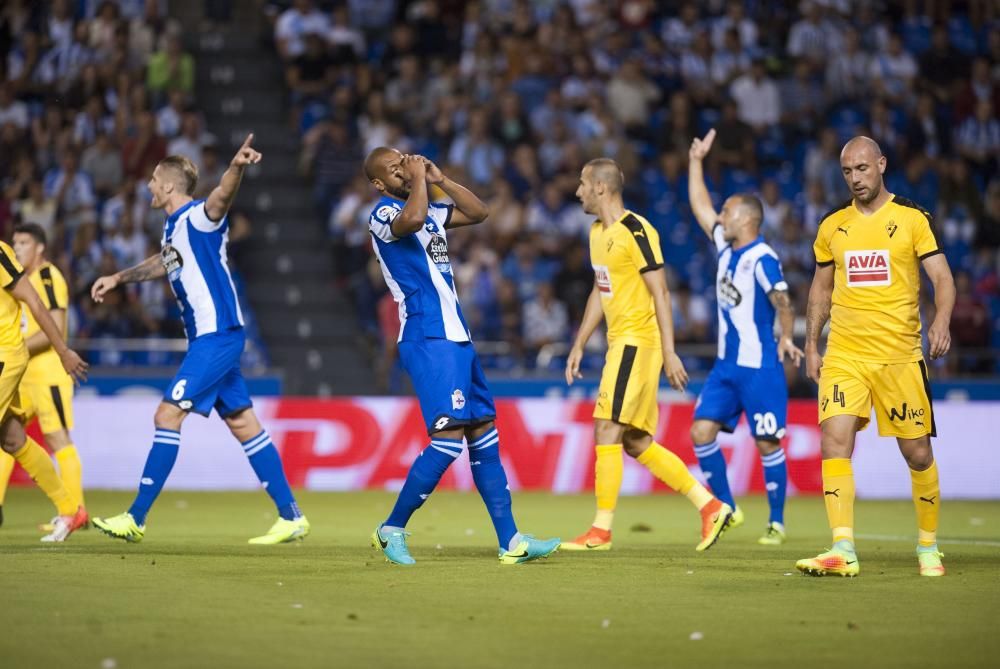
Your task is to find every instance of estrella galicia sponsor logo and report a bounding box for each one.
[161,244,183,280]
[888,402,924,423]
[426,234,451,273]
[718,273,742,308]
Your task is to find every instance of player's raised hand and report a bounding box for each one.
[805,348,823,382]
[232,133,262,167]
[59,347,89,385]
[565,346,584,386]
[420,156,445,185]
[664,351,689,391]
[927,318,951,359]
[400,154,426,180]
[778,336,805,367]
[689,128,716,162]
[91,274,120,303]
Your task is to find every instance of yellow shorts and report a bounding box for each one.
[20,377,74,433]
[0,346,29,423]
[819,355,936,439]
[593,342,662,436]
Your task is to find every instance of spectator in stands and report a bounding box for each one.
[122,110,166,180]
[522,283,569,355]
[274,0,330,62]
[978,181,1000,250]
[711,0,758,53]
[44,151,96,231]
[81,130,123,198]
[146,34,194,102]
[0,83,29,130]
[13,178,57,235]
[662,3,700,55]
[950,271,992,373]
[781,59,824,141]
[327,4,365,64]
[286,29,333,116]
[107,206,146,270]
[955,100,1000,184]
[710,28,750,88]
[448,107,503,187]
[869,33,918,104]
[302,118,362,217]
[680,30,715,106]
[166,112,211,174]
[193,144,225,200]
[919,24,966,106]
[906,92,950,161]
[760,179,792,237]
[729,59,780,133]
[825,28,871,103]
[607,57,660,136]
[786,1,829,66]
[954,57,999,122]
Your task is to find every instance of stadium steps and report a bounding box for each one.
[178,0,378,395]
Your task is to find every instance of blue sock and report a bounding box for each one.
[468,428,518,550]
[761,447,787,525]
[128,429,181,525]
[694,440,735,509]
[242,430,300,521]
[384,437,462,528]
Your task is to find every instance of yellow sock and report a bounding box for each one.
[0,450,15,505]
[54,444,84,509]
[822,458,855,544]
[636,442,712,509]
[910,460,940,547]
[13,438,76,516]
[593,444,623,530]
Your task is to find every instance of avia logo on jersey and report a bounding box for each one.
[425,234,451,273]
[594,264,613,296]
[160,244,184,279]
[451,389,466,410]
[845,250,891,286]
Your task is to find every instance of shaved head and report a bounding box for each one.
[364,146,399,181]
[840,135,887,206]
[732,193,763,226]
[841,135,882,162]
[584,158,624,194]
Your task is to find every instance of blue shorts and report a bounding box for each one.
[164,328,252,418]
[694,361,788,441]
[398,339,496,434]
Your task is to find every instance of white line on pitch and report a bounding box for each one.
[857,533,1000,547]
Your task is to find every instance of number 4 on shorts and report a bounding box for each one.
[832,384,846,407]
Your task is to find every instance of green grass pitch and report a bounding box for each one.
[1,489,998,669]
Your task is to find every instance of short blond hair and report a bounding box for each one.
[159,155,199,195]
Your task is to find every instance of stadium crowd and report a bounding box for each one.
[0,0,264,367]
[276,0,1000,379]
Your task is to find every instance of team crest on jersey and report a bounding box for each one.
[885,221,897,238]
[594,264,612,296]
[451,389,466,410]
[425,234,451,273]
[717,273,742,308]
[160,244,184,280]
[845,250,891,286]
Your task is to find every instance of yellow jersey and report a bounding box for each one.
[589,210,665,348]
[21,261,70,385]
[813,195,941,363]
[0,241,26,352]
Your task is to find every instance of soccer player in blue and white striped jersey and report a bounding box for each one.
[364,147,559,565]
[687,130,804,545]
[89,135,308,545]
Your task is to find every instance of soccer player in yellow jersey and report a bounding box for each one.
[0,223,85,532]
[798,136,955,578]
[562,158,733,552]
[0,238,87,540]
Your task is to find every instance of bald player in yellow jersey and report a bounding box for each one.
[0,239,87,540]
[561,158,732,552]
[798,136,955,578]
[0,223,85,531]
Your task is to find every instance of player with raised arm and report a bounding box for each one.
[798,136,954,577]
[364,147,559,565]
[687,130,804,545]
[0,235,87,540]
[90,135,310,545]
[0,224,87,532]
[561,158,732,553]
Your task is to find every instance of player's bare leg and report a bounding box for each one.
[898,435,944,575]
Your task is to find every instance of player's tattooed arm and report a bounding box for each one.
[804,263,834,381]
[91,255,166,304]
[769,289,804,366]
[421,157,489,228]
[206,133,261,221]
[687,128,720,238]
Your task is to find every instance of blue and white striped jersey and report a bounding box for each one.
[368,195,470,343]
[160,199,244,341]
[712,224,787,369]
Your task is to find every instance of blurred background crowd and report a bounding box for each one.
[272,0,999,381]
[0,0,265,367]
[0,0,997,385]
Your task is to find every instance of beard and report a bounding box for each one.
[384,182,410,199]
[856,182,881,204]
